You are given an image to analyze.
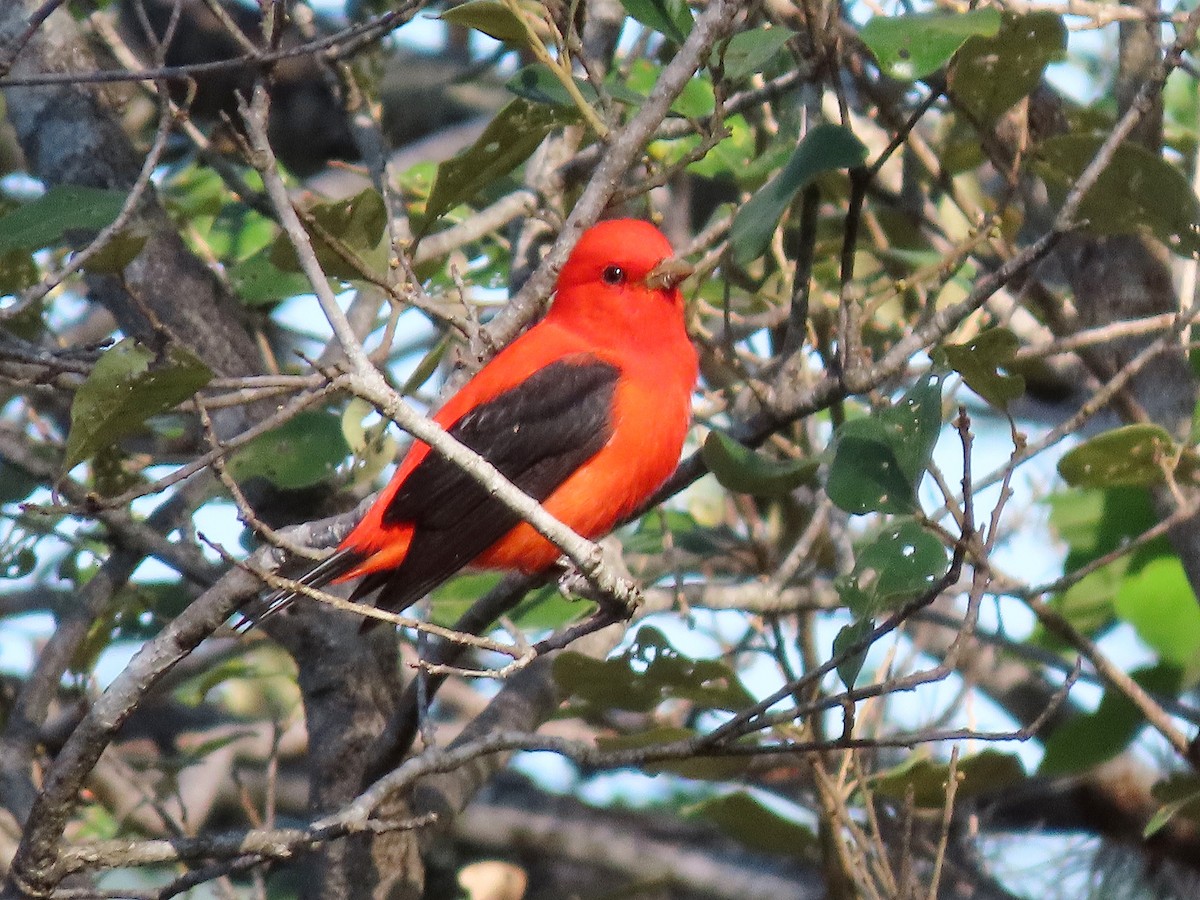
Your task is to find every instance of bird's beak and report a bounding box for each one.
[643,256,693,291]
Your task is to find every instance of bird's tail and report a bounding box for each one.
[235,546,366,633]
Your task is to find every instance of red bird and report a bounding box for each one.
[260,219,697,625]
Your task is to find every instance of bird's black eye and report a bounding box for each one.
[601,265,625,285]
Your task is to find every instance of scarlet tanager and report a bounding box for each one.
[257,219,697,625]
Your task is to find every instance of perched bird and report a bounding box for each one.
[254,219,697,627]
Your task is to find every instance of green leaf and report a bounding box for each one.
[422,98,578,232]
[1048,486,1162,570]
[226,411,351,489]
[701,431,818,496]
[0,249,38,294]
[689,792,816,858]
[554,625,755,713]
[1040,665,1181,775]
[1146,775,1200,837]
[598,726,755,779]
[941,327,1025,408]
[949,13,1066,126]
[721,26,797,81]
[270,188,388,280]
[836,520,949,616]
[729,124,867,266]
[620,0,693,45]
[827,373,945,515]
[833,619,873,689]
[875,750,1024,807]
[429,573,505,625]
[1,547,37,580]
[0,185,128,253]
[81,229,149,274]
[1113,556,1200,666]
[228,250,325,306]
[1057,424,1190,489]
[1035,135,1200,256]
[860,8,1002,81]
[506,64,596,107]
[64,339,213,472]
[440,0,531,48]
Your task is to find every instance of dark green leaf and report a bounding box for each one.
[228,250,326,306]
[81,229,149,274]
[422,98,578,231]
[226,411,351,489]
[598,726,755,779]
[1035,135,1200,256]
[64,339,213,472]
[827,373,945,515]
[860,9,1002,81]
[270,188,388,279]
[440,0,531,47]
[1057,424,1183,489]
[875,750,1024,807]
[949,13,1066,126]
[1040,665,1180,775]
[0,185,128,253]
[836,520,949,616]
[701,431,818,496]
[430,573,505,625]
[506,64,597,107]
[941,327,1025,408]
[554,626,754,713]
[730,124,867,266]
[1147,775,1200,837]
[620,0,693,44]
[721,26,797,81]
[0,249,38,294]
[690,792,816,858]
[1,547,37,579]
[833,619,873,689]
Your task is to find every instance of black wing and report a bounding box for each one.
[352,354,621,617]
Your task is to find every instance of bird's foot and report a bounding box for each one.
[557,536,643,620]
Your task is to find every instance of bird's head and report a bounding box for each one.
[552,219,693,320]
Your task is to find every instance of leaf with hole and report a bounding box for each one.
[422,99,578,232]
[1035,135,1200,256]
[1057,424,1196,489]
[861,8,1002,81]
[941,326,1025,408]
[836,520,949,616]
[826,373,944,514]
[949,13,1066,126]
[554,626,754,713]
